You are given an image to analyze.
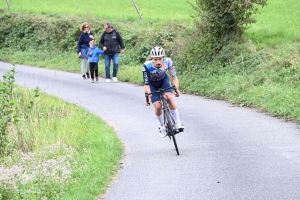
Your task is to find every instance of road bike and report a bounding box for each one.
[145,85,182,155]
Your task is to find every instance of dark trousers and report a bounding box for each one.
[89,62,99,79]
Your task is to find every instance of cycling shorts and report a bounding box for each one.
[149,75,172,103]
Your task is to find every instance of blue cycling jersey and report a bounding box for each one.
[142,57,177,85]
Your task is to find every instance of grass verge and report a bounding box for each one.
[0,84,123,199]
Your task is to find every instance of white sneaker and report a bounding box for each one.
[175,122,184,132]
[91,78,94,83]
[159,125,167,138]
[106,79,111,83]
[112,77,118,82]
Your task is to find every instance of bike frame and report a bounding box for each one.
[145,85,180,155]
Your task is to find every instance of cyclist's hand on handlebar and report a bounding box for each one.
[145,92,151,106]
[145,100,151,106]
[145,95,151,106]
[174,89,181,97]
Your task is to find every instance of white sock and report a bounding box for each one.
[170,109,180,124]
[157,114,164,126]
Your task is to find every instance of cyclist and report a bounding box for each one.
[143,46,184,138]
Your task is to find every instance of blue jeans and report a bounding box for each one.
[104,53,119,79]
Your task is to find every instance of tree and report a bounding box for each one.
[190,0,267,61]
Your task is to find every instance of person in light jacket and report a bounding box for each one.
[87,40,104,83]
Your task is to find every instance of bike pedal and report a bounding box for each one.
[178,128,184,132]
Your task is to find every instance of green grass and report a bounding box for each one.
[0,84,123,199]
[247,0,300,48]
[0,0,193,22]
[0,0,298,47]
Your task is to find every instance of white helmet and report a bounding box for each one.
[150,46,165,57]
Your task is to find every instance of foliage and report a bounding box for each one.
[0,142,76,199]
[189,0,268,62]
[0,13,82,52]
[0,79,123,199]
[0,68,16,155]
[0,11,188,67]
[0,68,42,156]
[121,23,179,64]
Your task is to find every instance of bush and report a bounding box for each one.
[189,0,268,62]
[0,11,188,66]
[0,68,16,155]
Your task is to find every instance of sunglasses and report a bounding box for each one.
[84,26,89,28]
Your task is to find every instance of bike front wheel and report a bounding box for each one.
[164,109,180,155]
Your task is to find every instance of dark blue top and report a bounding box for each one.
[77,31,94,53]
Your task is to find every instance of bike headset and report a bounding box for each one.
[150,46,165,57]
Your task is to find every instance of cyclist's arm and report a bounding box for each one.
[144,85,150,94]
[171,76,181,97]
[167,58,181,96]
[172,77,179,90]
[142,64,150,92]
[167,58,178,88]
[143,64,152,105]
[144,84,151,106]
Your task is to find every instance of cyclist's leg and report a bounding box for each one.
[149,82,168,137]
[153,101,164,127]
[150,83,162,117]
[160,76,178,110]
[161,76,183,130]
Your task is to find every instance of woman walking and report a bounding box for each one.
[77,22,95,79]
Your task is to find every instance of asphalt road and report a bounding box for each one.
[1,62,300,200]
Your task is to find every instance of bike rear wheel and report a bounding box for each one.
[164,108,180,155]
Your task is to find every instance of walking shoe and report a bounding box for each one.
[96,77,99,82]
[175,122,184,132]
[159,125,167,138]
[82,74,86,79]
[112,77,118,82]
[91,78,94,83]
[86,72,90,79]
[106,79,111,83]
